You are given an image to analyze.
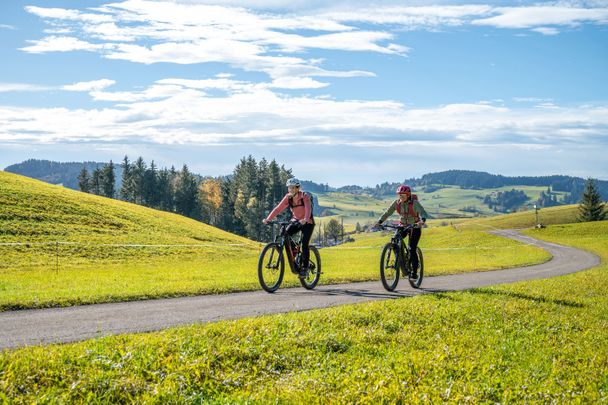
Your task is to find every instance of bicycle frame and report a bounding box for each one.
[382,223,417,273]
[270,221,303,274]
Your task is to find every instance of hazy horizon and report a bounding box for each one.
[4,156,608,189]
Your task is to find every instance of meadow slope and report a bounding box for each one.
[1,171,549,310]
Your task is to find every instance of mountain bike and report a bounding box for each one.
[378,223,424,291]
[258,220,321,293]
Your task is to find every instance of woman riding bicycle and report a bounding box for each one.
[374,185,428,278]
[263,178,314,278]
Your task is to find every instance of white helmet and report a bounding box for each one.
[285,178,301,187]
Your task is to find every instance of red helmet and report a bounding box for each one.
[396,184,411,194]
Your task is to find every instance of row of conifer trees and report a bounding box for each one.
[78,155,294,241]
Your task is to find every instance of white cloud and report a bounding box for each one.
[19,1,608,84]
[19,1,407,81]
[20,36,106,53]
[18,0,608,89]
[0,83,52,92]
[472,6,608,29]
[90,84,188,102]
[24,6,82,20]
[532,27,561,35]
[24,6,113,23]
[513,97,554,103]
[322,5,492,28]
[63,79,116,92]
[269,77,329,89]
[0,24,16,30]
[1,78,606,150]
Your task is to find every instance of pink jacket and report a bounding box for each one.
[265,191,313,224]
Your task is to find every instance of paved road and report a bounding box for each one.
[0,230,599,350]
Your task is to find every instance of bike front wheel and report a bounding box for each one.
[299,245,321,290]
[408,247,424,288]
[258,243,284,293]
[380,243,400,291]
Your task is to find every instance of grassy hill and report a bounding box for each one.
[0,171,550,310]
[452,204,580,230]
[0,171,250,245]
[0,170,262,309]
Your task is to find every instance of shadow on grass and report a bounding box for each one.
[293,286,584,308]
[468,287,584,308]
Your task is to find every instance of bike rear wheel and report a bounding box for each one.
[258,243,284,293]
[380,243,400,291]
[408,247,424,288]
[299,246,321,290]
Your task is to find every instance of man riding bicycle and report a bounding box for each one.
[374,185,428,277]
[263,178,314,278]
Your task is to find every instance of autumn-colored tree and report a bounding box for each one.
[199,178,222,225]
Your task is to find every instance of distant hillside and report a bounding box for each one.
[4,159,123,191]
[6,160,606,208]
[418,170,608,201]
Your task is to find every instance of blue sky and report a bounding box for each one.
[1,0,607,186]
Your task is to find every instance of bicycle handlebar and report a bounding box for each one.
[378,223,420,231]
[265,220,293,226]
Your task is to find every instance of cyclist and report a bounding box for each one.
[263,178,315,278]
[374,185,428,277]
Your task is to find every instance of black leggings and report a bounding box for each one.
[400,227,421,269]
[286,221,315,269]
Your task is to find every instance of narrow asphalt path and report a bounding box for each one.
[0,230,599,350]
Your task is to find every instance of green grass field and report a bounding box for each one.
[1,220,605,402]
[454,204,581,231]
[0,171,550,311]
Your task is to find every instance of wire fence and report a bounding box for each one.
[0,242,249,247]
[0,236,540,274]
[0,240,256,273]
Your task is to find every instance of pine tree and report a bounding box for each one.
[230,157,255,236]
[78,167,90,193]
[174,164,200,219]
[120,156,134,202]
[578,178,607,222]
[131,157,146,205]
[218,177,236,231]
[157,168,174,212]
[101,161,115,198]
[90,167,102,195]
[143,160,158,207]
[267,159,285,210]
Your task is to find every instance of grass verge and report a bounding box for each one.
[1,221,606,402]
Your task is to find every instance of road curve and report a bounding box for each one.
[0,230,599,350]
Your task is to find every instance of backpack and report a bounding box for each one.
[288,191,315,217]
[396,194,418,218]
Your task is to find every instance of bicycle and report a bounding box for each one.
[258,220,322,293]
[378,223,424,291]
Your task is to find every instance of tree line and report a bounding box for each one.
[78,161,116,199]
[6,159,114,190]
[418,170,607,202]
[483,189,529,212]
[77,156,294,241]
